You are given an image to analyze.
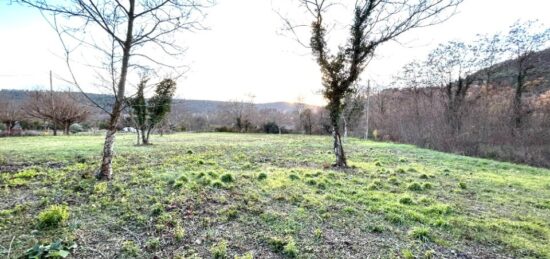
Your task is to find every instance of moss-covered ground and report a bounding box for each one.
[1,133,549,258]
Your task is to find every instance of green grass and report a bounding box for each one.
[1,133,549,258]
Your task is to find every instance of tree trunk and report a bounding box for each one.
[98,128,116,180]
[513,73,524,132]
[64,123,70,135]
[136,128,141,146]
[343,117,348,139]
[141,128,148,145]
[96,2,135,180]
[332,125,347,168]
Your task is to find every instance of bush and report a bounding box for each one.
[262,122,280,134]
[458,182,467,189]
[220,173,234,183]
[69,123,84,134]
[37,205,69,229]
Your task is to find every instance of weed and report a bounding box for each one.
[409,227,431,242]
[400,196,414,205]
[146,237,160,251]
[121,240,140,256]
[211,240,228,259]
[221,173,234,183]
[420,174,429,179]
[306,179,317,186]
[368,224,385,233]
[283,237,298,258]
[402,249,415,259]
[368,180,383,190]
[235,252,254,259]
[258,172,268,180]
[175,225,185,242]
[388,177,399,185]
[24,240,75,259]
[314,228,323,239]
[289,174,300,181]
[37,205,69,229]
[407,182,423,192]
[212,181,224,188]
[458,182,467,189]
[422,182,433,189]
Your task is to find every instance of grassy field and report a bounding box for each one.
[1,133,549,258]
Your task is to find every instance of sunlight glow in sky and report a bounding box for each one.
[1,0,549,105]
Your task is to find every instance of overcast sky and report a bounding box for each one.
[1,0,549,105]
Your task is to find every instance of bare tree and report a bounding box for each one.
[21,0,212,180]
[24,91,91,135]
[427,41,480,135]
[505,21,550,131]
[284,0,462,167]
[0,97,22,135]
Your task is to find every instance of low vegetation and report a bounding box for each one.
[1,133,549,258]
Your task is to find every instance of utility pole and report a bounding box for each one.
[364,80,370,140]
[50,70,57,136]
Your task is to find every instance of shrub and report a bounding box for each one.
[220,173,234,183]
[407,182,423,192]
[263,122,280,134]
[388,177,399,185]
[258,172,268,180]
[186,149,194,154]
[374,161,382,166]
[420,174,429,179]
[409,227,431,242]
[69,123,84,134]
[37,205,69,229]
[210,240,228,259]
[458,182,467,189]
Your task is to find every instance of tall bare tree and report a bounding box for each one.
[427,41,481,135]
[505,21,550,131]
[285,0,462,167]
[21,0,212,180]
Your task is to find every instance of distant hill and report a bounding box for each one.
[0,89,318,114]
